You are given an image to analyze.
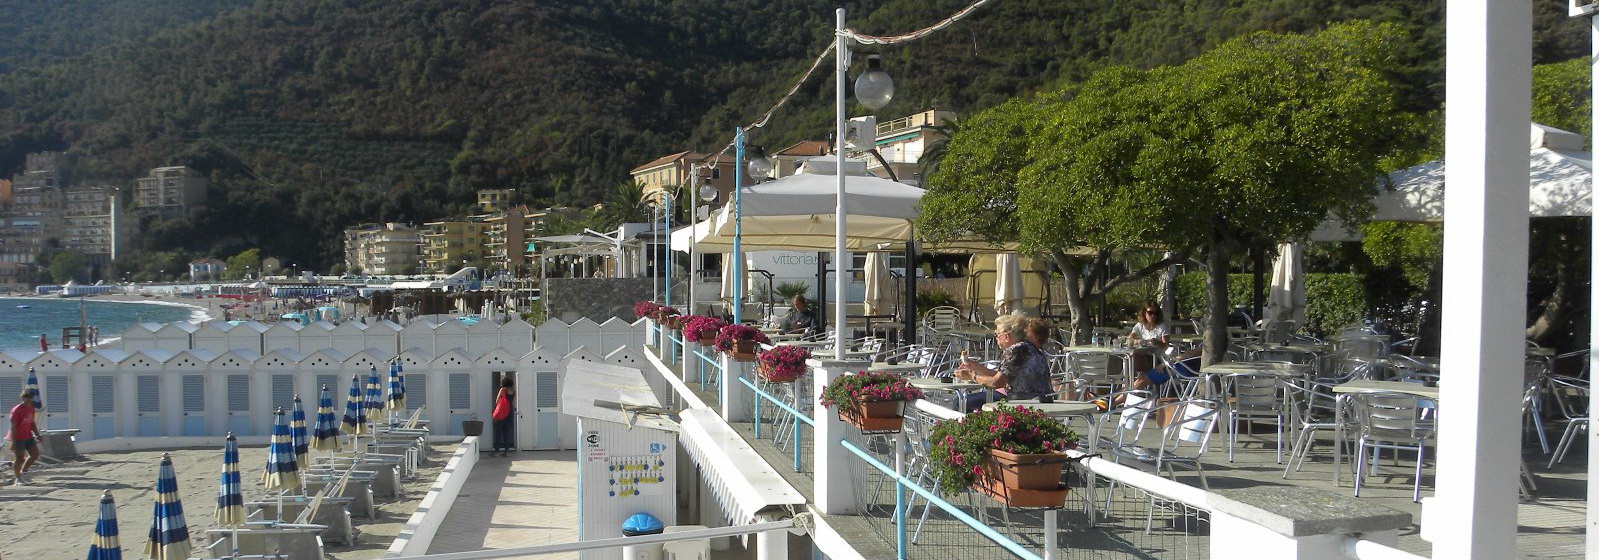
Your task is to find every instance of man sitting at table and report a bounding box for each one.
[955,313,1053,410]
[780,295,817,335]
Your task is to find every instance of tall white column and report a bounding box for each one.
[1587,14,1599,559]
[810,357,868,514]
[1434,1,1530,558]
[833,7,850,360]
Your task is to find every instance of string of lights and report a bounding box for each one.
[705,0,996,161]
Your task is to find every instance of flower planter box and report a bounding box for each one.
[698,336,716,347]
[756,362,803,383]
[978,448,1069,507]
[731,339,759,361]
[838,400,906,433]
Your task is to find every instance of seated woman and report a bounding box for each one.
[954,313,1053,410]
[1127,301,1173,391]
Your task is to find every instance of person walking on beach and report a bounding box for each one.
[9,390,41,485]
[37,333,47,352]
[491,377,515,456]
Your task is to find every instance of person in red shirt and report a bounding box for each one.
[38,333,47,352]
[10,390,40,485]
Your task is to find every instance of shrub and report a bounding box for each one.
[1172,272,1367,336]
[927,404,1079,495]
[916,289,958,316]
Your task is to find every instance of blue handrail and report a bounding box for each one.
[840,439,1042,560]
[738,376,813,472]
[693,350,722,392]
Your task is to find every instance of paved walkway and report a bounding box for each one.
[428,450,579,556]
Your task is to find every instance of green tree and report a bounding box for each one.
[1531,57,1591,146]
[923,22,1411,362]
[49,251,90,284]
[589,180,650,231]
[225,248,261,280]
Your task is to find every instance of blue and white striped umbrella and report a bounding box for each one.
[289,396,310,469]
[363,365,384,418]
[342,374,368,436]
[144,453,192,560]
[87,489,123,560]
[311,385,341,451]
[386,363,406,413]
[215,433,244,528]
[25,366,41,426]
[261,408,301,492]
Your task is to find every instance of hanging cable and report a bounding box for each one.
[707,0,997,160]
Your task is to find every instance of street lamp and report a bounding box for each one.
[832,9,894,359]
[747,146,774,181]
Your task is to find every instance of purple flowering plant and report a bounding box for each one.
[683,316,727,341]
[926,404,1079,495]
[714,323,770,352]
[819,371,924,409]
[634,301,660,320]
[757,345,811,381]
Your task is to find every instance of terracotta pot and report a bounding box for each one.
[731,339,758,361]
[698,336,716,346]
[756,362,801,383]
[838,399,905,433]
[974,475,1070,508]
[985,449,1067,491]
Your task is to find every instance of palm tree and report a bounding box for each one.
[591,180,650,230]
[917,120,963,180]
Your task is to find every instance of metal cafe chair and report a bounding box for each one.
[1547,376,1590,468]
[1349,391,1437,502]
[1219,373,1289,463]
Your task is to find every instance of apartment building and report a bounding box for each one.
[477,188,515,213]
[343,223,423,276]
[134,166,208,218]
[631,151,744,209]
[864,109,957,184]
[420,219,490,274]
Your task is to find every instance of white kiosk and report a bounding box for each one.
[561,357,679,560]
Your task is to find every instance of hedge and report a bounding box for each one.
[1172,272,1367,336]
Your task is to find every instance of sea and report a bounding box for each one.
[0,296,205,353]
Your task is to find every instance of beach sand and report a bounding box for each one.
[0,444,446,559]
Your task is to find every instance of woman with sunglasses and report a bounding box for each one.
[1127,301,1173,390]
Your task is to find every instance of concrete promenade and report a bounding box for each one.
[427,450,580,557]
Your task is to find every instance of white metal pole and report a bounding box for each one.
[834,7,849,361]
[735,128,746,323]
[689,168,699,317]
[1435,1,1530,558]
[1587,10,1599,558]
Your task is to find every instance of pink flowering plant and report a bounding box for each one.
[653,306,680,322]
[927,404,1079,495]
[683,316,727,342]
[714,323,770,352]
[634,301,660,320]
[757,345,812,381]
[819,371,924,409]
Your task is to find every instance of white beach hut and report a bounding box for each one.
[598,317,636,356]
[330,321,369,355]
[400,321,436,356]
[432,319,468,356]
[117,350,170,438]
[431,348,478,436]
[516,347,569,450]
[118,322,163,352]
[210,349,259,436]
[225,321,268,354]
[301,348,351,405]
[301,321,336,353]
[256,349,305,435]
[191,321,233,354]
[498,319,535,357]
[151,322,198,352]
[165,349,217,436]
[465,318,501,356]
[263,321,305,354]
[365,320,403,355]
[534,319,572,356]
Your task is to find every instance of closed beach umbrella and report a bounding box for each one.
[215,433,245,528]
[363,365,384,420]
[262,408,301,492]
[342,374,368,436]
[994,252,1023,315]
[863,252,892,316]
[87,490,123,560]
[386,363,406,413]
[144,453,192,560]
[289,397,310,472]
[25,366,41,426]
[311,385,341,452]
[1267,242,1306,325]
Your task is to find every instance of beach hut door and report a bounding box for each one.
[227,375,253,436]
[136,375,161,437]
[515,369,560,450]
[91,376,116,439]
[182,375,206,436]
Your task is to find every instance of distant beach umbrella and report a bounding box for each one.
[87,490,123,560]
[262,408,301,492]
[363,365,384,419]
[342,374,368,436]
[386,363,406,413]
[311,385,341,452]
[215,433,245,528]
[144,453,192,560]
[290,396,310,468]
[25,366,42,425]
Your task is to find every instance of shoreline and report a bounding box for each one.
[1,293,218,324]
